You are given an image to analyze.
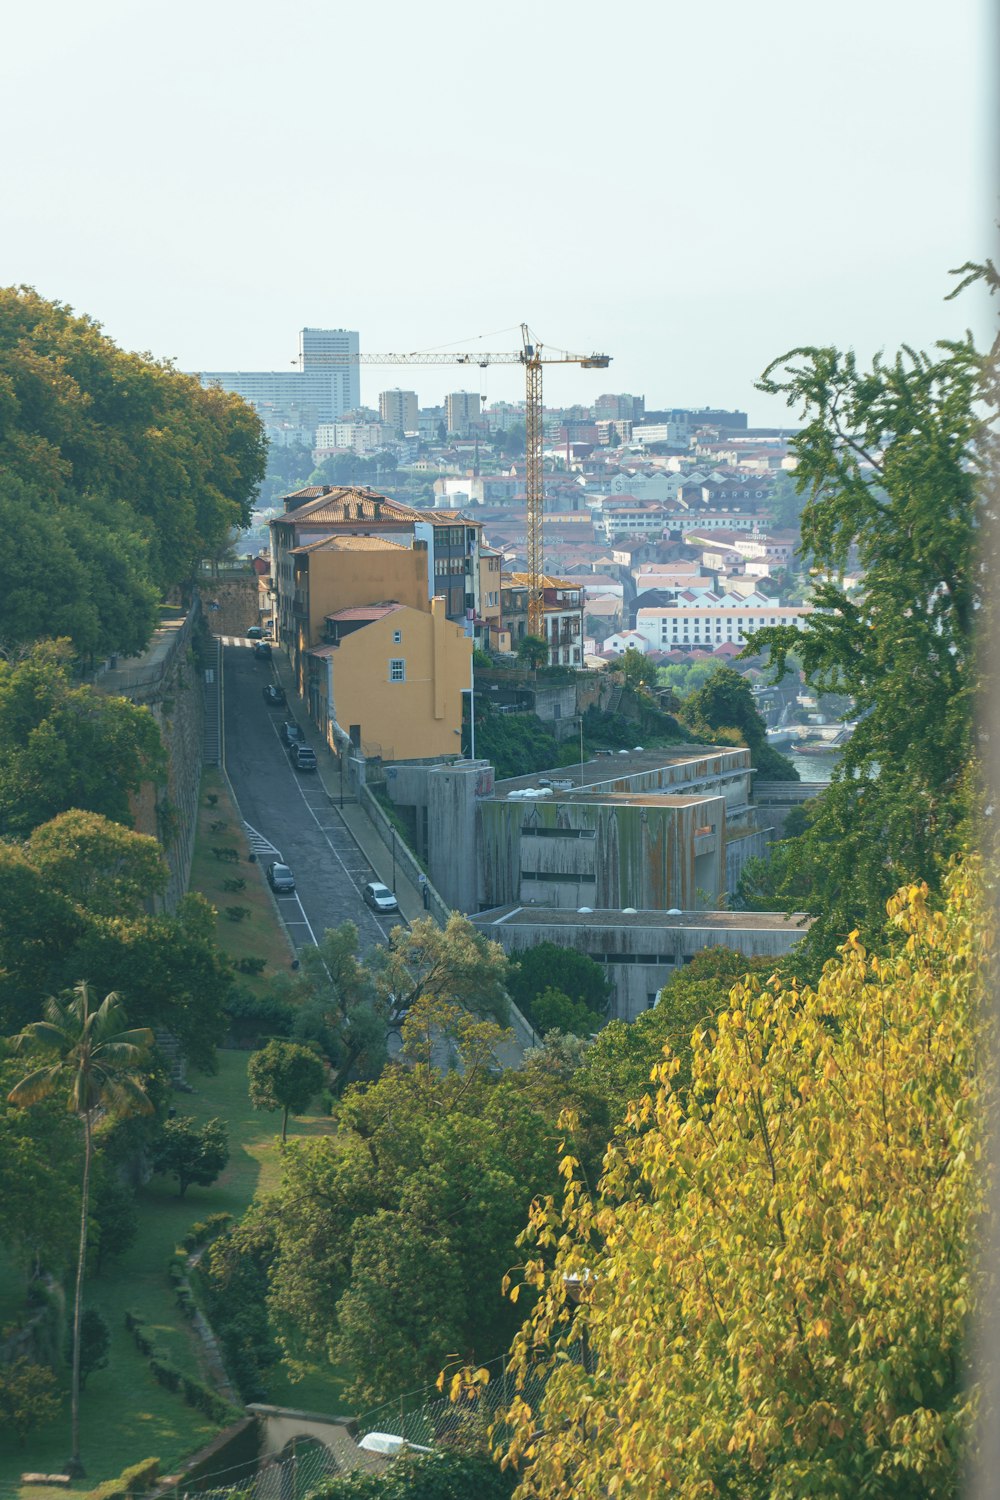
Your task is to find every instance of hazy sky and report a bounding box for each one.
[2,0,993,424]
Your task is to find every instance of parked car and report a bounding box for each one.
[263,683,286,707]
[252,641,272,660]
[291,743,317,772]
[363,881,398,913]
[266,861,295,893]
[247,625,264,639]
[282,721,305,748]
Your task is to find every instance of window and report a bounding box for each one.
[389,658,405,682]
[392,629,402,644]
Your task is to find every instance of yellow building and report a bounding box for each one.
[289,534,430,690]
[305,596,471,762]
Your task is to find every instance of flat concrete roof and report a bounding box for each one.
[493,744,749,795]
[474,906,809,931]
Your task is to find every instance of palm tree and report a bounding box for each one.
[7,983,153,1476]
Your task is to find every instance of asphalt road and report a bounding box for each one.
[222,640,405,960]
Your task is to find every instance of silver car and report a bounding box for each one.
[363,881,398,913]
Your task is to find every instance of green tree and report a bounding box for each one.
[507,942,610,1024]
[65,1307,110,1391]
[0,1357,61,1447]
[248,1039,326,1142]
[308,1451,515,1499]
[616,645,648,691]
[88,1162,139,1274]
[0,642,166,838]
[0,1055,81,1277]
[530,987,597,1038]
[25,810,168,918]
[369,914,510,1030]
[246,998,585,1408]
[516,635,548,672]
[498,863,988,1496]
[151,1116,230,1198]
[767,468,810,530]
[7,985,153,1475]
[576,947,777,1120]
[0,287,265,605]
[294,921,387,1091]
[742,321,981,954]
[681,663,799,781]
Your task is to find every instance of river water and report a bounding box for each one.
[788,747,839,784]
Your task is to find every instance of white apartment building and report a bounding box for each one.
[636,590,811,650]
[314,422,395,455]
[200,327,360,428]
[379,389,418,434]
[598,500,667,540]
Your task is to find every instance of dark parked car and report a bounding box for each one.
[363,881,399,913]
[291,743,317,772]
[252,641,273,660]
[266,861,295,893]
[263,682,286,707]
[247,625,264,639]
[282,721,305,747]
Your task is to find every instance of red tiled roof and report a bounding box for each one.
[325,603,405,622]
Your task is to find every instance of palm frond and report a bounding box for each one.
[7,1063,64,1108]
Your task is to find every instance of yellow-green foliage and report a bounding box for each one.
[499,862,990,1497]
[86,1456,159,1500]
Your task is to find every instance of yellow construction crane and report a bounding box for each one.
[310,325,610,636]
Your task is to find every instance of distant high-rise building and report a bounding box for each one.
[198,328,361,434]
[379,388,418,434]
[445,391,483,437]
[594,393,645,423]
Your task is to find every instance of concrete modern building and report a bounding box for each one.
[379,389,418,434]
[472,906,808,1021]
[199,327,360,433]
[445,391,483,436]
[384,746,771,914]
[381,745,801,1016]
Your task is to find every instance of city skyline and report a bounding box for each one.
[1,1,993,425]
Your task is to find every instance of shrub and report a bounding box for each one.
[236,956,267,975]
[85,1457,160,1500]
[222,876,246,893]
[224,905,252,922]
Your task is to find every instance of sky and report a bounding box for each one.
[1,0,994,425]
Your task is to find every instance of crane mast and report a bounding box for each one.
[306,328,610,643]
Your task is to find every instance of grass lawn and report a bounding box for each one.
[0,1054,344,1494]
[0,773,350,1495]
[189,768,296,987]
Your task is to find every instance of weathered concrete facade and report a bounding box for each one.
[478,792,726,911]
[472,906,809,1021]
[384,745,773,916]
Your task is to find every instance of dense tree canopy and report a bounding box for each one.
[681,664,799,781]
[740,326,981,952]
[235,997,598,1409]
[498,863,989,1497]
[0,642,165,837]
[0,286,265,654]
[506,943,611,1031]
[0,831,231,1061]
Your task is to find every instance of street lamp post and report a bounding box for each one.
[391,828,397,892]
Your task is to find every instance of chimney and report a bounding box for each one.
[323,485,332,495]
